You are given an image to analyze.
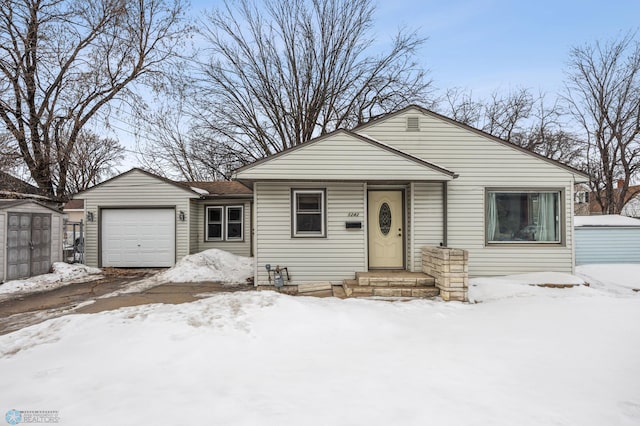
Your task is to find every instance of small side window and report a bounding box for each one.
[292,189,325,237]
[226,206,243,240]
[206,207,223,241]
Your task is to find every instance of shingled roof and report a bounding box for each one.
[0,171,48,199]
[183,181,253,197]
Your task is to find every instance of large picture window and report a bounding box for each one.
[486,190,561,243]
[292,189,325,237]
[206,205,244,241]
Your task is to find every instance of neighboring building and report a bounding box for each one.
[63,199,85,224]
[0,199,64,282]
[235,105,588,287]
[573,183,591,216]
[0,171,57,205]
[574,215,640,265]
[574,180,640,218]
[73,169,253,268]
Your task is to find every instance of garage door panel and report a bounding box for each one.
[101,209,175,267]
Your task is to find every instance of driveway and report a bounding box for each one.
[0,269,253,335]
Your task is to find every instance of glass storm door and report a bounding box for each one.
[368,190,404,268]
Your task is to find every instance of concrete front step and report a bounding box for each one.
[355,271,435,287]
[343,280,439,298]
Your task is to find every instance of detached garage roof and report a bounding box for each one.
[574,215,640,227]
[74,168,252,199]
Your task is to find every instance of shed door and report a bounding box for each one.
[7,212,52,280]
[101,208,175,267]
[30,214,52,276]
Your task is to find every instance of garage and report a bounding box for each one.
[574,215,640,265]
[101,208,175,267]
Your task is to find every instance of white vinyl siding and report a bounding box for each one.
[236,132,453,181]
[0,213,5,281]
[193,199,252,257]
[575,227,640,265]
[255,182,366,286]
[78,169,198,268]
[189,199,199,254]
[410,182,444,271]
[358,110,579,276]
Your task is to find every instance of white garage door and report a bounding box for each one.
[101,208,175,267]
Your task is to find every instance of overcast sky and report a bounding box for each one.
[116,0,640,170]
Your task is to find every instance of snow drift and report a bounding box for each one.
[157,249,253,284]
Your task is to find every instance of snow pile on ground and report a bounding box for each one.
[0,262,102,301]
[1,272,639,426]
[157,249,253,284]
[574,214,640,227]
[577,264,640,292]
[469,271,587,302]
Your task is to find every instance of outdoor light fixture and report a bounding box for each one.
[179,211,186,221]
[86,211,94,222]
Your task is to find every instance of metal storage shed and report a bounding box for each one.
[0,200,64,282]
[574,215,640,265]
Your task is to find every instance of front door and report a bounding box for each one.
[368,190,404,269]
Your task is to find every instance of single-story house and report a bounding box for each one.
[233,105,588,287]
[75,105,588,292]
[73,169,253,268]
[0,199,64,282]
[574,215,640,265]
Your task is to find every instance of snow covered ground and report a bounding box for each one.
[0,263,102,302]
[0,249,254,303]
[1,264,639,425]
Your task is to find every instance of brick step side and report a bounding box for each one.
[355,272,435,287]
[343,281,439,298]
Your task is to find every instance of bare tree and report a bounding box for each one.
[0,0,188,200]
[0,132,21,173]
[442,88,482,127]
[441,88,584,167]
[188,0,432,167]
[563,33,640,214]
[138,100,241,181]
[63,130,125,194]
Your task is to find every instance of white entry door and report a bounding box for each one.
[101,208,175,267]
[368,190,404,268]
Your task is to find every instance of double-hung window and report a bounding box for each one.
[226,206,243,240]
[486,190,561,243]
[292,189,325,237]
[206,205,244,241]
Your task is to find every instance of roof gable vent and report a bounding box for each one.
[406,116,420,131]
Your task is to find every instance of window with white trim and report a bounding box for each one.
[486,190,561,243]
[206,205,244,241]
[226,206,243,240]
[292,189,325,237]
